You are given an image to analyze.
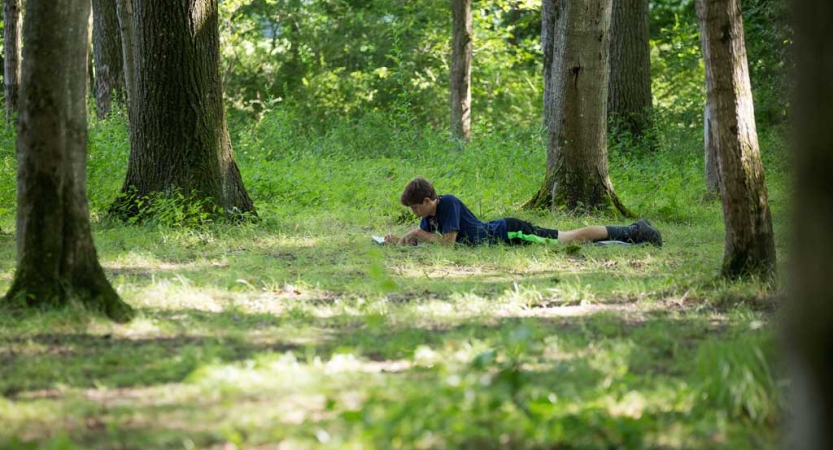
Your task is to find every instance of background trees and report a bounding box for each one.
[696,0,776,279]
[450,0,472,140]
[3,0,21,124]
[216,0,542,132]
[3,0,133,321]
[92,0,126,118]
[608,0,653,139]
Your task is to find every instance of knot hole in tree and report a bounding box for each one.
[571,66,581,88]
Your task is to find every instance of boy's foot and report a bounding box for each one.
[631,219,662,247]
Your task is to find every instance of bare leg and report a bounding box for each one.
[557,226,608,244]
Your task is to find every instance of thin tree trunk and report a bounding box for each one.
[3,0,22,124]
[115,0,137,120]
[87,7,95,100]
[92,0,126,117]
[450,0,472,140]
[110,0,255,219]
[526,0,631,216]
[540,0,555,131]
[608,0,653,139]
[704,102,720,197]
[3,0,133,322]
[785,0,833,448]
[696,0,775,279]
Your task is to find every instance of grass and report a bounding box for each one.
[0,111,786,449]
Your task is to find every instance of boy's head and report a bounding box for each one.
[400,177,437,207]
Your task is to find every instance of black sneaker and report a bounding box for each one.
[631,219,662,247]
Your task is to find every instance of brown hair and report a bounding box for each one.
[400,176,437,206]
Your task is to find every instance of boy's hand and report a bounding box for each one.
[385,232,419,246]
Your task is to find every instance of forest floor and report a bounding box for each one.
[0,119,786,449]
[0,211,783,449]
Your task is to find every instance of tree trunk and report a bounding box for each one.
[115,0,137,120]
[608,0,653,139]
[3,0,22,124]
[3,0,134,322]
[539,0,555,132]
[110,0,255,219]
[526,0,631,216]
[696,0,776,279]
[704,102,720,197]
[450,0,472,141]
[92,0,126,118]
[785,0,833,448]
[87,7,96,100]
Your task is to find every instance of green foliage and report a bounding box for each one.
[109,188,223,228]
[219,0,542,133]
[86,112,130,214]
[647,0,793,129]
[0,124,15,230]
[742,0,792,126]
[650,12,705,130]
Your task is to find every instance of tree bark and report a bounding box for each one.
[450,0,472,141]
[785,0,833,448]
[696,0,776,279]
[92,0,126,118]
[3,0,134,322]
[115,0,137,120]
[539,0,555,132]
[3,0,22,124]
[526,0,631,216]
[608,0,653,139]
[110,0,255,219]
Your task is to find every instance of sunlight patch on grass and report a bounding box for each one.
[0,396,68,442]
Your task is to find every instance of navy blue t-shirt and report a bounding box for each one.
[419,194,508,245]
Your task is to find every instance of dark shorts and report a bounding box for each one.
[503,218,559,245]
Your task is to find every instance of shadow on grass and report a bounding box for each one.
[0,304,731,398]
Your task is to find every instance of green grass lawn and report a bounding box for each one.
[0,116,785,449]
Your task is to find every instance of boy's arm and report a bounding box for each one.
[388,228,457,246]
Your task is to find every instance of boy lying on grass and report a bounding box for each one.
[384,177,662,247]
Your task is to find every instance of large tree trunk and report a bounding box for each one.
[110,0,255,219]
[696,0,776,279]
[92,0,126,118]
[526,0,630,216]
[3,0,22,124]
[608,0,653,139]
[3,0,134,322]
[785,0,833,448]
[450,0,472,141]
